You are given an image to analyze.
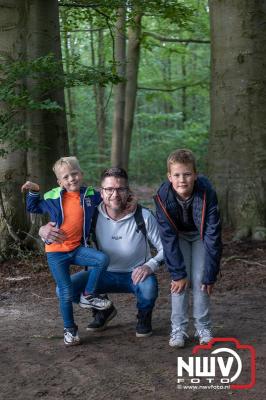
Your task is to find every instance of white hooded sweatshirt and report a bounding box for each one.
[95,202,164,273]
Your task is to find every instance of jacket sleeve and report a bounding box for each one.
[154,196,187,281]
[202,189,222,284]
[144,211,164,272]
[26,191,49,214]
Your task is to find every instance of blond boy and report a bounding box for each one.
[22,156,111,346]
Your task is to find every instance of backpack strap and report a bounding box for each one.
[134,204,147,239]
[90,207,99,249]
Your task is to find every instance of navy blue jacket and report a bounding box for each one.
[154,176,222,284]
[26,186,101,246]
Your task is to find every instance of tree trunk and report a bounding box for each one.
[26,0,69,192]
[61,8,78,156]
[122,13,142,171]
[208,0,266,240]
[0,0,28,255]
[96,29,106,164]
[90,27,106,165]
[111,7,126,167]
[181,53,187,125]
[161,56,174,129]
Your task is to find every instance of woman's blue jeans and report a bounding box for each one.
[62,270,158,313]
[47,246,109,329]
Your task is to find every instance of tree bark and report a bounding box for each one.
[26,0,69,192]
[96,29,106,164]
[0,0,28,254]
[90,27,106,165]
[181,53,187,125]
[208,0,266,240]
[61,7,78,155]
[111,7,126,167]
[122,13,142,171]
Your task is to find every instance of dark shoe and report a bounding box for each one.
[86,305,117,332]
[136,310,152,337]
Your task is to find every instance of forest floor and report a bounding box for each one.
[0,187,266,400]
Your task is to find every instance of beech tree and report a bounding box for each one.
[26,0,69,191]
[122,12,142,169]
[111,6,126,167]
[208,0,266,240]
[0,0,28,253]
[0,0,68,253]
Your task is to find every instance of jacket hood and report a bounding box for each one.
[98,201,136,222]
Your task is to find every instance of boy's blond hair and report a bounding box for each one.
[53,156,81,178]
[167,149,197,172]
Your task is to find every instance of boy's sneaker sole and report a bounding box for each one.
[169,339,185,348]
[136,331,152,338]
[86,308,117,332]
[64,339,81,346]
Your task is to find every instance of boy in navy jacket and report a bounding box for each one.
[21,156,111,346]
[154,149,222,347]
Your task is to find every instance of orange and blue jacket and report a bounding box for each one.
[26,186,101,247]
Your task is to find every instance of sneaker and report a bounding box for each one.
[195,328,213,345]
[86,305,117,332]
[169,328,189,348]
[79,293,112,310]
[64,326,81,346]
[136,310,152,337]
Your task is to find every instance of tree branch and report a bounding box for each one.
[61,28,107,33]
[138,80,208,92]
[143,31,210,44]
[59,2,103,7]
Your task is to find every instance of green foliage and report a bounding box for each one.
[59,0,210,184]
[0,53,121,157]
[0,55,63,157]
[129,112,209,184]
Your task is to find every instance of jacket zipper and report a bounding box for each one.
[59,191,64,226]
[82,190,87,246]
[200,191,206,240]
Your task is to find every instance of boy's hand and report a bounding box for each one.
[21,181,40,192]
[171,278,188,294]
[201,284,214,296]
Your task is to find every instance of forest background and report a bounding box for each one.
[1,0,266,255]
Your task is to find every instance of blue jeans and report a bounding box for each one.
[47,246,109,328]
[171,232,211,333]
[67,270,158,312]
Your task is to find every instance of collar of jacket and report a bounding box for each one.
[44,186,95,201]
[155,178,207,240]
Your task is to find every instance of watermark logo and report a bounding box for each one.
[177,338,256,390]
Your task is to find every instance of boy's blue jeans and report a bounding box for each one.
[171,232,211,333]
[47,246,109,329]
[57,269,158,321]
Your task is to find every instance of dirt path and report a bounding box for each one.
[1,238,266,400]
